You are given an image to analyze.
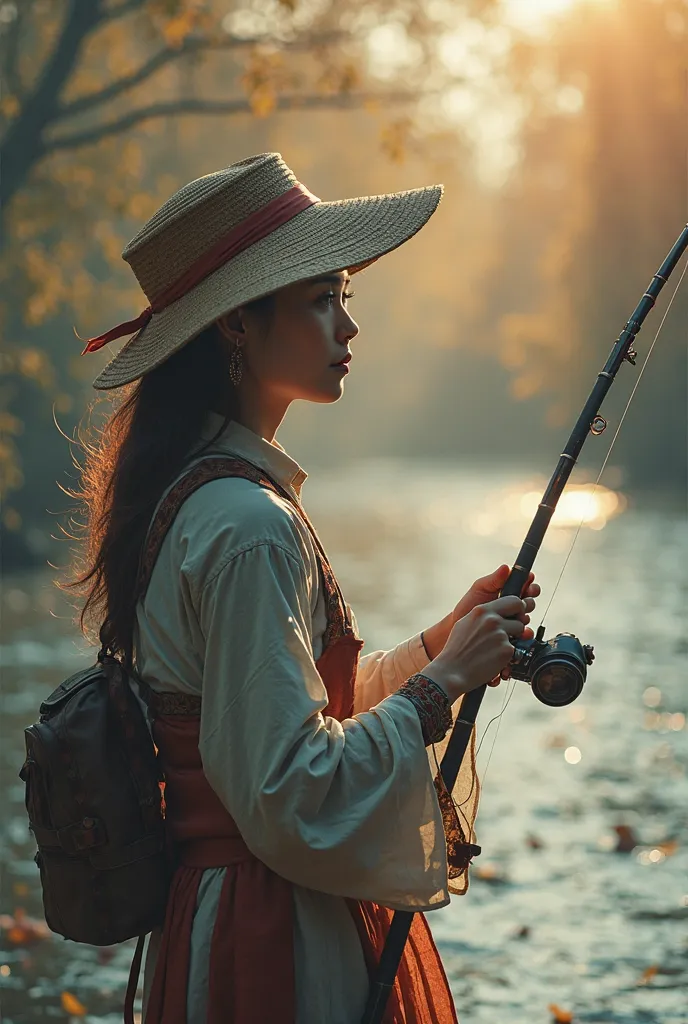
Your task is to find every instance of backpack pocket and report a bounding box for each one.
[19,752,69,937]
[20,753,52,832]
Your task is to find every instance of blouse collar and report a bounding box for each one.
[199,411,308,500]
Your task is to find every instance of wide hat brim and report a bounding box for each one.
[91,185,442,390]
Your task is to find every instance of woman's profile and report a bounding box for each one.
[68,152,538,1023]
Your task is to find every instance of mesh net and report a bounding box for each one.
[427,694,480,896]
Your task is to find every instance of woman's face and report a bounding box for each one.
[232,270,359,407]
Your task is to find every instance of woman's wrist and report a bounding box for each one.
[421,661,467,705]
[397,672,453,746]
[420,612,454,661]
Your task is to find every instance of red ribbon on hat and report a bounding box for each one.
[81,183,320,355]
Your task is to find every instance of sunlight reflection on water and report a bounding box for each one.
[309,458,688,1024]
[1,459,686,1023]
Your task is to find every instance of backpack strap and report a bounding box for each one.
[135,456,277,600]
[135,455,352,640]
[124,933,146,1024]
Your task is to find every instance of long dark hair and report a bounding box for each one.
[60,300,270,669]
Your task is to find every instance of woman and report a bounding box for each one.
[72,153,538,1023]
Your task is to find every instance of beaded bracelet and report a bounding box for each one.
[397,672,453,746]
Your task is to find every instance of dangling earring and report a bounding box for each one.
[229,342,243,386]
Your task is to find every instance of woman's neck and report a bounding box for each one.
[212,390,289,444]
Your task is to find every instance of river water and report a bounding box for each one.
[1,459,686,1023]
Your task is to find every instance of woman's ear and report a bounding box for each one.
[216,309,245,343]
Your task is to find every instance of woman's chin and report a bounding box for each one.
[313,390,344,405]
[303,378,347,404]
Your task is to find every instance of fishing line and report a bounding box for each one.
[478,678,517,781]
[448,254,688,821]
[538,255,688,629]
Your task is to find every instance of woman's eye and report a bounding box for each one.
[318,289,355,307]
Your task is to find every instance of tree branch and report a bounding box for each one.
[55,30,351,121]
[1,4,28,99]
[101,0,147,23]
[45,91,415,152]
[55,36,247,119]
[0,0,107,221]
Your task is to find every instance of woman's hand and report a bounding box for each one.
[451,564,540,683]
[421,565,541,683]
[425,596,530,703]
[451,564,540,636]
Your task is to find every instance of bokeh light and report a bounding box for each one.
[519,485,626,531]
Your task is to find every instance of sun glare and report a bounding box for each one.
[501,0,613,32]
[519,484,626,530]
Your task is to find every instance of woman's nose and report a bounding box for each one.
[339,310,359,343]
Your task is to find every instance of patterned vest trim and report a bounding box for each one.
[136,455,352,654]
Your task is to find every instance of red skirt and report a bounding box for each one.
[144,837,458,1024]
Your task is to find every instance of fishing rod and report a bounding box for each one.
[361,223,688,1024]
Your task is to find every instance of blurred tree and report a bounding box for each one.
[478,0,687,494]
[4,0,682,571]
[0,0,496,566]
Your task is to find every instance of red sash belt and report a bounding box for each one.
[179,836,252,868]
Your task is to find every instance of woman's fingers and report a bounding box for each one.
[502,616,529,637]
[512,598,535,626]
[520,573,541,600]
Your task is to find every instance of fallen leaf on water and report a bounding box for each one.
[0,908,50,945]
[526,833,544,850]
[473,863,509,885]
[61,991,87,1015]
[637,965,659,985]
[613,824,638,853]
[548,1004,574,1023]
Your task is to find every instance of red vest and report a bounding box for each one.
[141,458,458,1024]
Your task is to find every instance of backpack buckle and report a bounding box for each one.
[57,817,107,854]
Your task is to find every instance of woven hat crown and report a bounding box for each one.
[123,153,299,302]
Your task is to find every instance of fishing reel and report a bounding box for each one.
[509,626,595,707]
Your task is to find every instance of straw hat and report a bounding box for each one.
[86,152,443,390]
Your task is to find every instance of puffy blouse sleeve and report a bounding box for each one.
[195,521,449,912]
[348,604,431,715]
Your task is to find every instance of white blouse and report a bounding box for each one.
[134,412,449,1024]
